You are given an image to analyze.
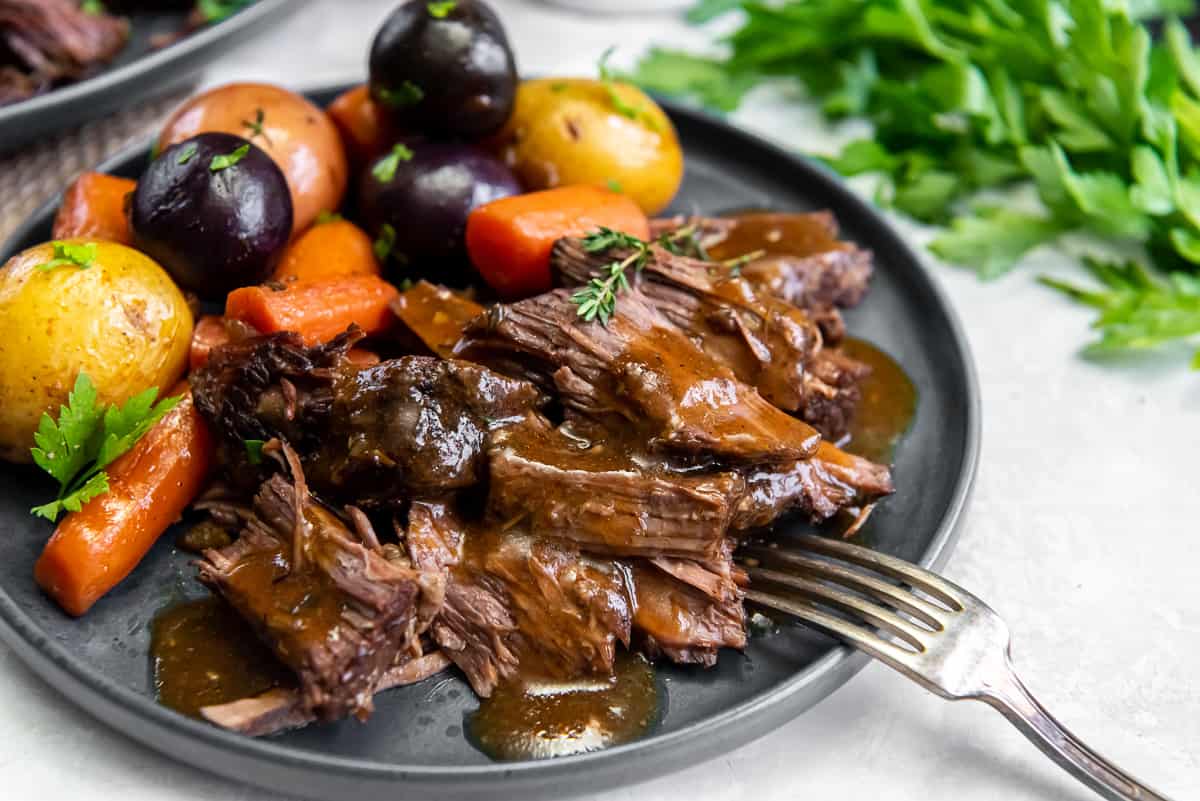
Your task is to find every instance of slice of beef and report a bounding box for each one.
[552,236,864,438]
[732,441,895,530]
[406,500,465,572]
[648,538,745,604]
[652,212,874,344]
[191,328,357,457]
[801,348,871,443]
[481,532,635,679]
[309,355,542,500]
[632,561,746,666]
[487,414,740,559]
[401,500,520,696]
[430,572,521,697]
[456,288,821,465]
[192,330,542,503]
[197,471,443,722]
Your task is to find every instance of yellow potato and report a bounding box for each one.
[490,78,684,216]
[0,240,193,463]
[158,83,349,234]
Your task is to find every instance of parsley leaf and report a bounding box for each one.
[31,373,102,495]
[29,374,180,522]
[177,143,198,165]
[315,210,343,225]
[378,81,424,108]
[80,0,106,15]
[630,49,757,113]
[374,223,397,262]
[244,439,266,465]
[427,1,456,17]
[930,208,1066,280]
[372,143,414,183]
[1040,258,1200,360]
[35,241,96,272]
[210,143,250,172]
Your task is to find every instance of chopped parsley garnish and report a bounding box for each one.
[378,81,425,108]
[605,178,623,193]
[374,223,397,262]
[176,143,198,165]
[80,0,106,15]
[30,374,181,522]
[427,1,457,18]
[315,210,343,225]
[244,439,266,465]
[372,143,414,183]
[209,143,250,172]
[35,241,97,272]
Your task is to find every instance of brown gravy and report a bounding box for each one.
[151,596,291,718]
[841,338,917,463]
[470,651,658,761]
[705,211,850,261]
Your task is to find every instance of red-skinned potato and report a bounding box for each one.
[157,83,348,234]
[52,172,135,244]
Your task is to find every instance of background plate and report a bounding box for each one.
[0,0,294,155]
[0,88,980,801]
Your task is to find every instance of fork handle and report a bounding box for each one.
[982,663,1173,801]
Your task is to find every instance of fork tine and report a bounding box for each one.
[745,566,932,651]
[741,545,948,631]
[792,535,965,611]
[744,589,919,669]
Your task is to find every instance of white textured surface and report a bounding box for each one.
[2,2,1198,799]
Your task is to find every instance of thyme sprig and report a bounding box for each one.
[571,225,704,323]
[571,228,650,324]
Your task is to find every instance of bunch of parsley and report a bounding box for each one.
[633,0,1200,365]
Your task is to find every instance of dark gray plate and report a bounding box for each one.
[0,88,980,801]
[0,0,293,154]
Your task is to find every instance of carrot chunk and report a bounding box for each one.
[226,274,399,345]
[466,185,649,299]
[272,218,380,284]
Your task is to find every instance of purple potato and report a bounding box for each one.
[369,0,517,139]
[359,142,519,284]
[131,132,293,298]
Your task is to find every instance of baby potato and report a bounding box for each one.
[490,78,684,216]
[158,83,349,234]
[0,240,193,463]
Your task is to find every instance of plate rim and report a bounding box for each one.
[0,90,981,795]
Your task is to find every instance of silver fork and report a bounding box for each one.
[738,535,1174,801]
